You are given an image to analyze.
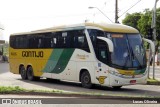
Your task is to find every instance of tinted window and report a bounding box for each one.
[88,29,105,47]
[10,29,90,52]
[28,35,39,48]
[10,36,16,48]
[10,35,28,49]
[73,30,90,52]
[37,33,52,48]
[58,32,71,48]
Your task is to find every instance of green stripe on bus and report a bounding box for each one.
[42,49,63,73]
[50,49,75,73]
[43,49,75,74]
[135,68,146,75]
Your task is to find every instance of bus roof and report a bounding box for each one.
[85,23,139,33]
[11,23,139,36]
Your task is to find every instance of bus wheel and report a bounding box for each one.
[81,71,92,88]
[27,66,36,81]
[20,66,27,80]
[112,86,122,90]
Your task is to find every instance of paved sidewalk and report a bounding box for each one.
[148,66,160,81]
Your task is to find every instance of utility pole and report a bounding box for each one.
[115,0,118,23]
[151,0,159,79]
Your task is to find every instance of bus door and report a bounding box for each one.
[95,39,110,85]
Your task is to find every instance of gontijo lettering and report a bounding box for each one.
[22,51,43,57]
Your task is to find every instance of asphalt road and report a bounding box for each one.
[0,62,9,74]
[0,63,160,98]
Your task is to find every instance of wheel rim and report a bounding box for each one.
[21,67,25,76]
[81,72,92,88]
[84,75,90,84]
[27,67,33,80]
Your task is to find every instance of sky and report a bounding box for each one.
[0,0,160,41]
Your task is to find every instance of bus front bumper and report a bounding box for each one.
[108,74,147,86]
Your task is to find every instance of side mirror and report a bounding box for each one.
[97,37,114,52]
[142,38,155,54]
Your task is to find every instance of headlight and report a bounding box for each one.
[109,70,121,76]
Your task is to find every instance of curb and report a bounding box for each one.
[0,91,155,99]
[0,91,126,98]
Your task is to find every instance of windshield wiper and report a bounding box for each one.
[130,46,143,69]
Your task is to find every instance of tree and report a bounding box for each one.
[122,8,160,52]
[122,12,142,30]
[137,9,152,38]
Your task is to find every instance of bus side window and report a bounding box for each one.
[38,38,42,48]
[51,37,57,48]
[54,32,61,48]
[78,36,85,48]
[68,31,76,48]
[58,32,64,48]
[37,33,52,48]
[28,35,39,48]
[97,39,109,64]
[10,36,16,48]
[88,29,105,47]
[53,31,71,48]
[14,35,28,49]
[75,30,90,52]
[50,32,57,48]
[64,32,71,48]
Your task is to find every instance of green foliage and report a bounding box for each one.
[0,42,9,56]
[122,8,160,40]
[122,12,142,30]
[137,9,152,37]
[122,8,160,50]
[0,86,25,94]
[0,86,63,94]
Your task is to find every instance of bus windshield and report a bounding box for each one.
[109,33,146,69]
[87,29,147,70]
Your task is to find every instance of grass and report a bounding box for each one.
[147,78,160,85]
[0,86,54,94]
[0,86,25,94]
[147,78,160,83]
[0,86,160,98]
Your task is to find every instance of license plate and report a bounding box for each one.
[130,80,136,84]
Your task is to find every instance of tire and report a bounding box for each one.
[27,66,40,81]
[112,86,122,90]
[34,77,40,81]
[20,66,27,80]
[81,71,92,88]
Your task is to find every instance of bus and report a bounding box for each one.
[9,23,147,89]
